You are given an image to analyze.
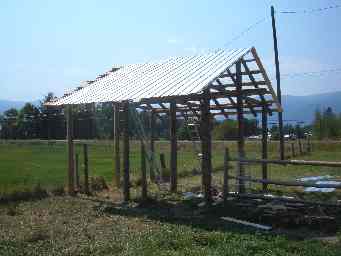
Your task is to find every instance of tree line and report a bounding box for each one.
[313,107,341,140]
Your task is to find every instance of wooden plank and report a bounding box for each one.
[219,70,262,78]
[141,142,147,200]
[261,107,268,192]
[113,102,121,188]
[123,101,130,201]
[236,61,246,194]
[223,147,229,202]
[221,217,272,231]
[66,105,75,196]
[200,88,212,202]
[235,158,341,168]
[170,100,177,192]
[83,144,90,195]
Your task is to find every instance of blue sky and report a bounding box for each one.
[0,0,340,101]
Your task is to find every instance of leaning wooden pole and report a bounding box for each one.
[236,60,246,194]
[123,101,130,201]
[66,105,75,196]
[271,5,285,160]
[201,88,212,203]
[170,100,178,192]
[261,106,268,192]
[113,102,121,188]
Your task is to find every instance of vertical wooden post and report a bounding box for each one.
[159,153,166,178]
[261,106,268,192]
[291,142,296,158]
[113,102,121,188]
[83,144,90,195]
[201,88,212,203]
[236,60,246,194]
[298,138,303,155]
[170,100,177,192]
[75,153,80,191]
[271,6,284,160]
[123,101,130,201]
[149,111,156,181]
[66,105,75,196]
[307,136,312,153]
[141,142,147,200]
[223,147,229,203]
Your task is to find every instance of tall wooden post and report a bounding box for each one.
[223,147,229,203]
[201,88,212,203]
[83,144,90,195]
[236,60,246,194]
[75,153,80,191]
[123,101,130,201]
[271,5,284,160]
[141,142,147,200]
[149,111,156,181]
[66,105,75,196]
[170,100,177,192]
[261,106,268,192]
[113,102,121,188]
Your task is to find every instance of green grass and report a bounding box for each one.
[0,140,341,197]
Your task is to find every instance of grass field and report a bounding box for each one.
[1,140,341,196]
[1,140,341,255]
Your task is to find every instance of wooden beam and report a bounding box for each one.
[170,100,177,192]
[200,88,212,203]
[66,105,75,196]
[113,102,121,188]
[83,144,90,195]
[223,147,230,203]
[236,61,246,194]
[219,70,262,78]
[123,101,130,201]
[139,89,270,105]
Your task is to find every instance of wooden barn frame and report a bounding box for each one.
[47,47,282,202]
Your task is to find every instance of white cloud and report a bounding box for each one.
[167,38,180,44]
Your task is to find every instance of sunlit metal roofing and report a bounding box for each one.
[50,48,260,106]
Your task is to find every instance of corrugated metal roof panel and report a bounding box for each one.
[50,47,271,106]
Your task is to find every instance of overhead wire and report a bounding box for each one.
[279,4,341,14]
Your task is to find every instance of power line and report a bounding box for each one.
[223,16,269,48]
[279,4,341,14]
[269,67,341,81]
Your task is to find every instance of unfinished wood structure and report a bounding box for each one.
[47,47,282,201]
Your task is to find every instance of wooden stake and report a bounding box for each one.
[113,102,121,188]
[298,138,303,155]
[200,88,212,203]
[123,101,130,201]
[66,105,75,196]
[271,6,285,160]
[83,144,90,195]
[261,107,268,192]
[170,100,177,192]
[223,147,229,203]
[141,142,147,200]
[236,60,246,194]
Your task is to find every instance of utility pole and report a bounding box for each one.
[271,5,285,160]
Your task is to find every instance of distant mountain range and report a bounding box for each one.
[1,91,341,124]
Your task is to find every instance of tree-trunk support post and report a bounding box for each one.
[113,102,121,188]
[141,142,147,200]
[83,144,90,195]
[123,101,130,202]
[201,88,212,203]
[291,142,296,158]
[223,147,230,203]
[236,60,246,194]
[149,111,156,181]
[170,100,177,192]
[66,105,75,196]
[261,106,268,192]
